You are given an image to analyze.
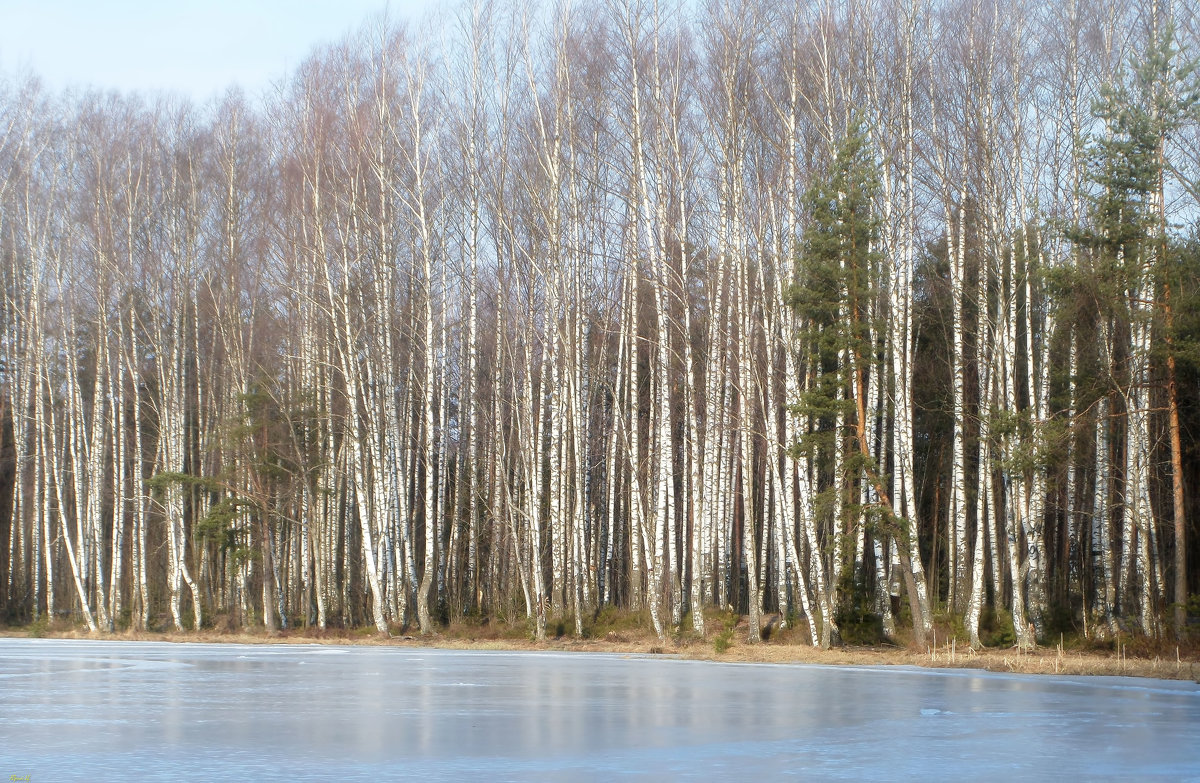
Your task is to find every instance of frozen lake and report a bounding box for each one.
[1,639,1198,781]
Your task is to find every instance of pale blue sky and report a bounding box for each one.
[0,0,439,103]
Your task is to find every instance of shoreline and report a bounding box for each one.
[4,626,1198,682]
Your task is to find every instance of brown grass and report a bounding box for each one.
[4,619,1198,682]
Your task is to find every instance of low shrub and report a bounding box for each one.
[980,606,1015,648]
[833,572,886,646]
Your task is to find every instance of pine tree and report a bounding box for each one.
[1071,21,1199,636]
[788,124,893,645]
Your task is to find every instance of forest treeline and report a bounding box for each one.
[2,0,1199,648]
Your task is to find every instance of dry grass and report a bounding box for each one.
[681,636,1200,680]
[4,620,1198,681]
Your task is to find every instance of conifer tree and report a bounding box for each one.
[1071,21,1198,636]
[789,125,905,644]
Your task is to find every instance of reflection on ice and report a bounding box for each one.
[1,638,1198,782]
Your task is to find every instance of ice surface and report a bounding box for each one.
[1,638,1198,781]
